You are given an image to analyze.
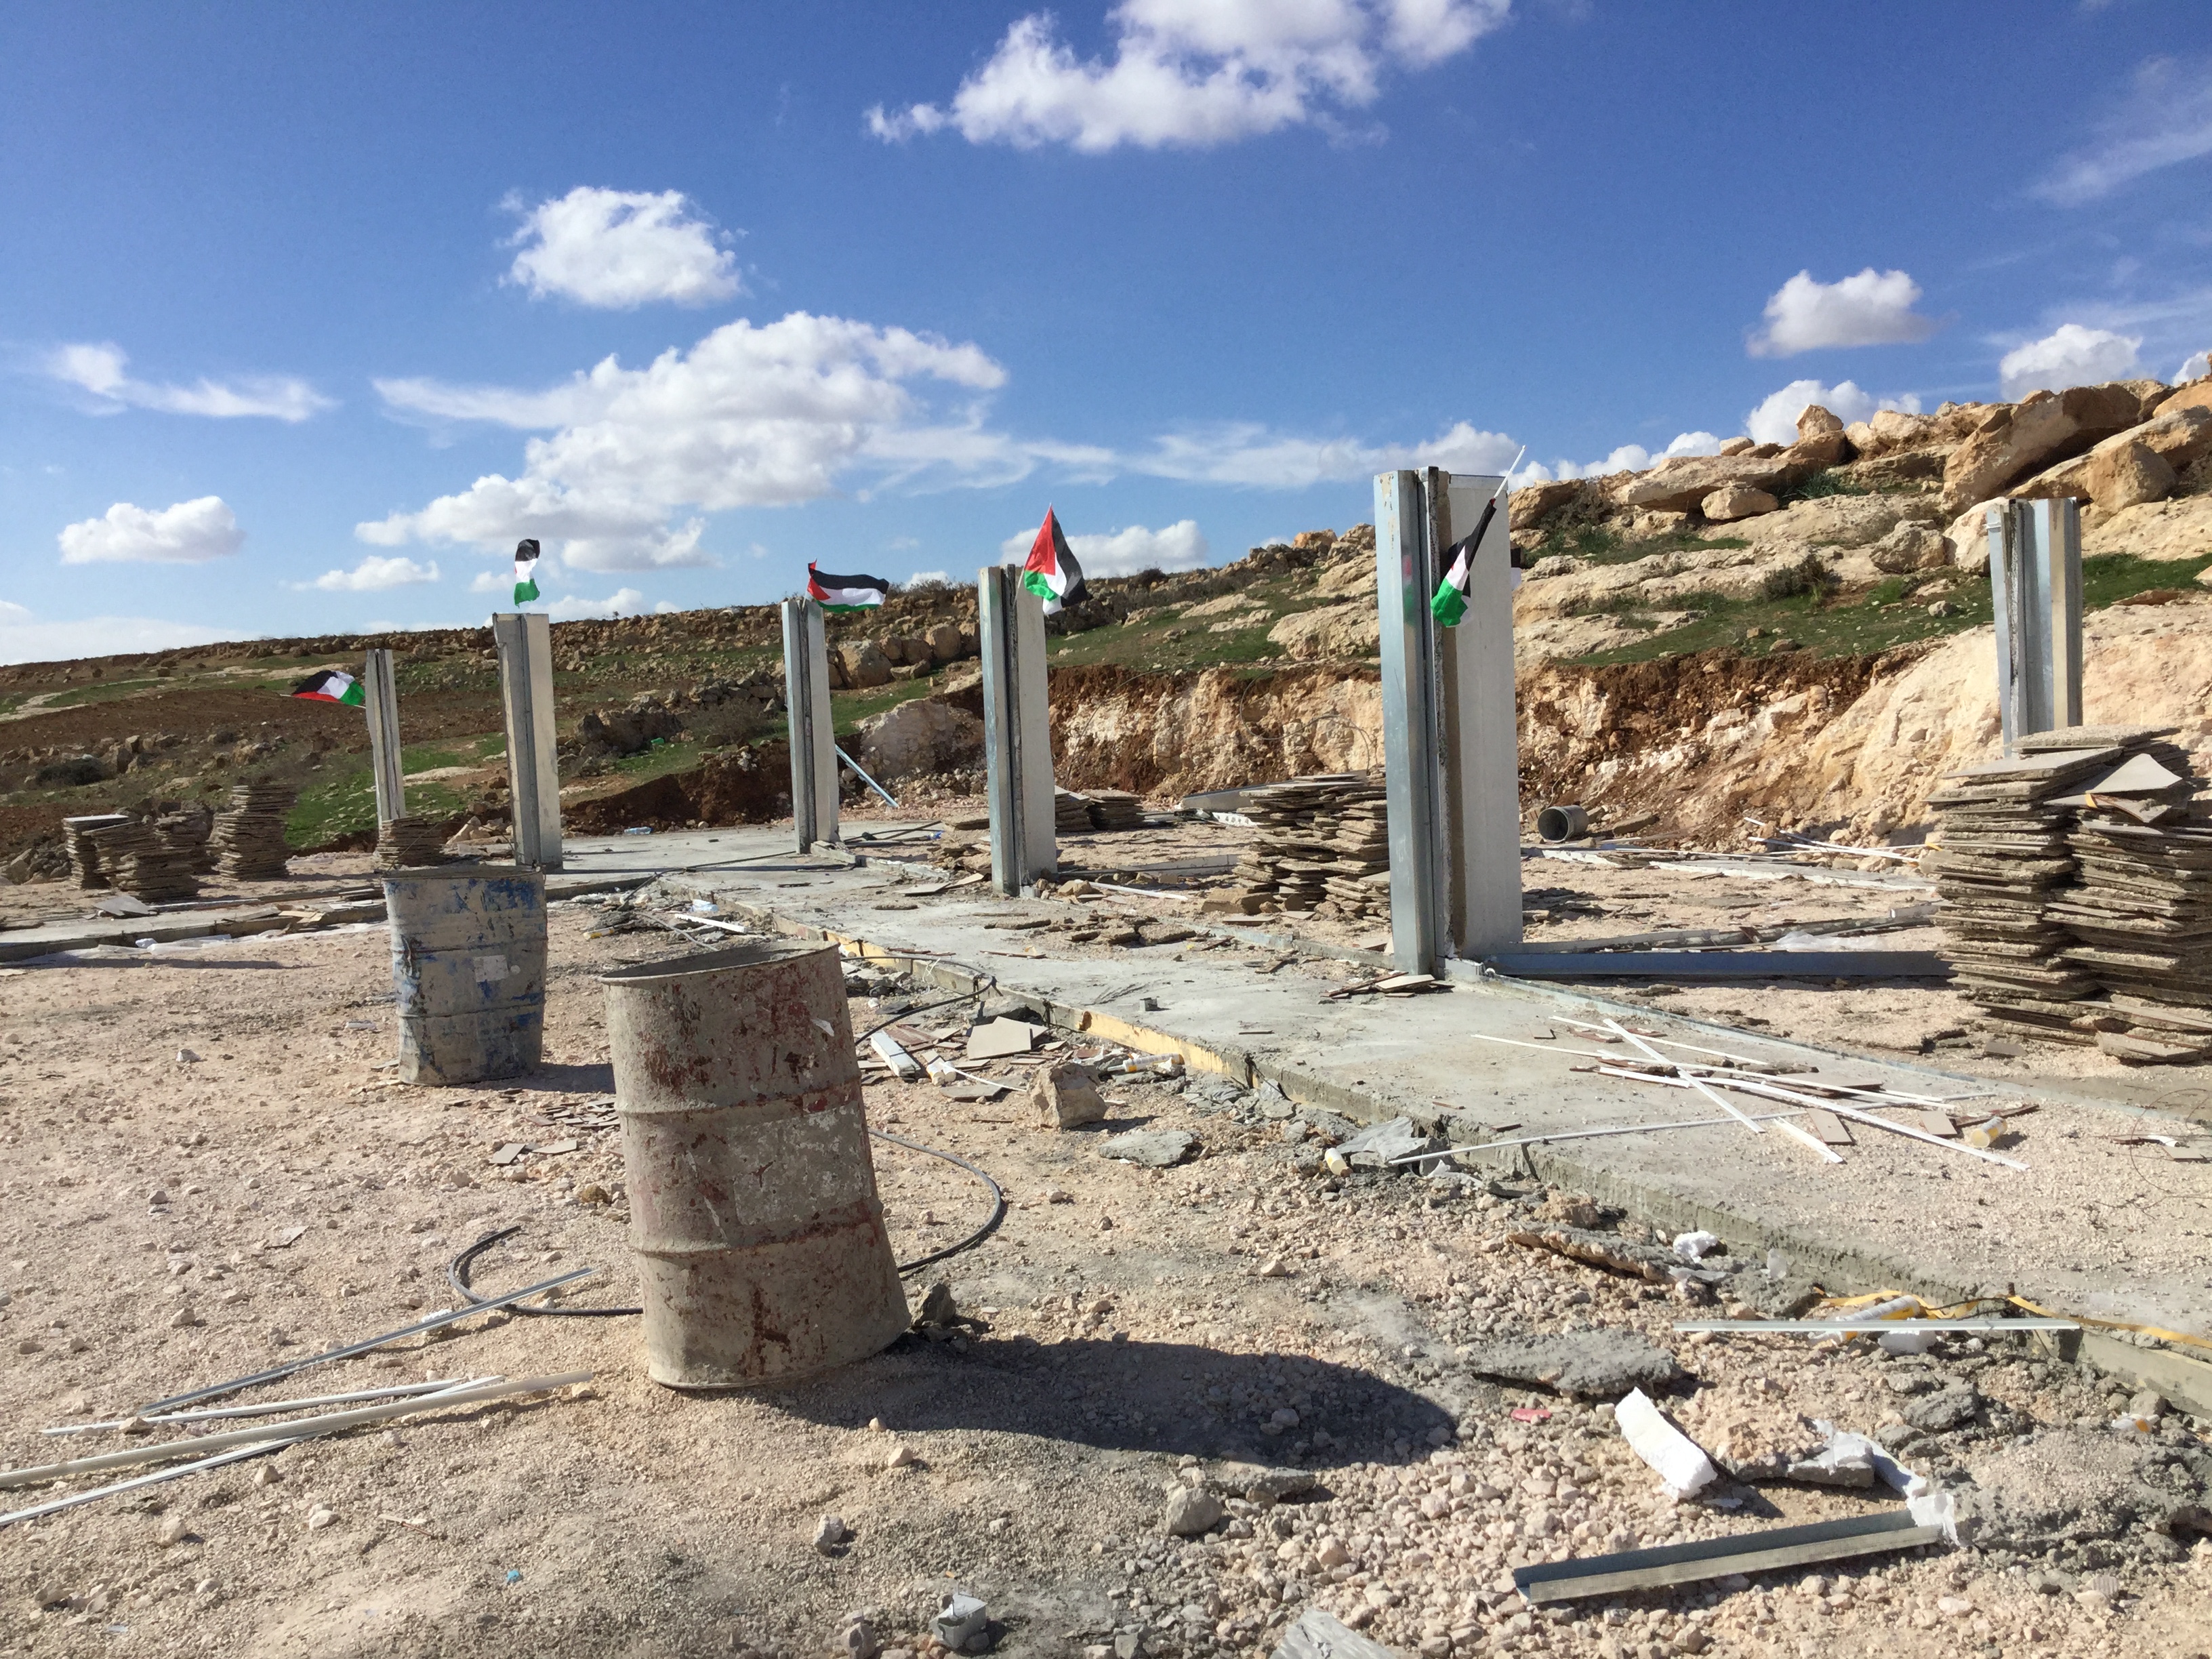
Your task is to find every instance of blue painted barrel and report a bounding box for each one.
[382,866,547,1086]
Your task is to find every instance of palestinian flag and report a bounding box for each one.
[289,668,364,707]
[512,539,541,605]
[1021,508,1088,615]
[806,563,888,613]
[1430,489,1507,628]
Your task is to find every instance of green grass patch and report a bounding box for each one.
[285,737,497,847]
[1775,468,1872,506]
[830,677,941,739]
[31,676,171,711]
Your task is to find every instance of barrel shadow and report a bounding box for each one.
[766,1336,1460,1469]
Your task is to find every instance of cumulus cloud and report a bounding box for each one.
[867,0,1513,153]
[2034,56,2212,206]
[58,497,243,565]
[2180,350,2211,382]
[363,312,1009,570]
[1744,380,1921,447]
[1538,430,1723,481]
[1747,269,1939,358]
[904,569,952,586]
[546,586,649,620]
[1123,419,1522,488]
[1999,324,2144,399]
[996,518,1211,575]
[0,602,224,668]
[300,554,441,592]
[505,186,741,308]
[45,342,332,422]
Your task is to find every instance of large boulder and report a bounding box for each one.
[2082,491,2212,562]
[1612,453,1795,513]
[1269,605,1380,660]
[1507,478,1586,529]
[834,641,893,689]
[2152,377,2212,421]
[576,703,684,757]
[1941,384,2146,512]
[851,697,983,781]
[924,622,966,664]
[1868,522,1949,573]
[1793,405,1849,466]
[1701,485,1779,523]
[2087,440,2180,513]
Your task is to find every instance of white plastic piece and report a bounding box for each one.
[869,1030,924,1081]
[1877,1329,1939,1355]
[925,1056,961,1087]
[1672,1231,1721,1262]
[1615,1388,1718,1498]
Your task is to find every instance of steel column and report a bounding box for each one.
[1376,470,1446,974]
[1437,470,1525,955]
[491,611,562,871]
[979,566,1057,896]
[1988,497,2083,756]
[361,647,405,824]
[781,598,839,851]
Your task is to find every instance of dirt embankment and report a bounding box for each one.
[1042,664,1385,796]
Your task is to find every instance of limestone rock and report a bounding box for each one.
[1031,1061,1107,1129]
[852,698,983,781]
[1868,523,1949,574]
[1507,478,1586,528]
[1942,384,2145,512]
[926,622,966,663]
[2153,377,2212,421]
[1700,485,1779,523]
[2083,491,2212,562]
[1793,405,1849,466]
[2087,439,2179,512]
[1900,1385,1980,1434]
[835,641,893,689]
[1717,436,1756,456]
[1612,454,1796,514]
[1336,1115,1441,1170]
[1268,605,1379,661]
[1100,1128,1195,1168]
[1292,528,1338,552]
[1163,1487,1225,1537]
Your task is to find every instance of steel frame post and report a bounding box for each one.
[979,567,1058,897]
[361,647,404,825]
[1435,470,1525,956]
[491,611,562,871]
[1988,497,2083,755]
[781,598,839,851]
[1376,470,1446,974]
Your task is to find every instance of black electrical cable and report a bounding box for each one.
[446,1124,1007,1315]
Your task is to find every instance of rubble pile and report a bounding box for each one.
[1228,773,1390,918]
[61,812,131,888]
[375,814,452,870]
[83,817,199,903]
[1924,747,2107,1043]
[207,781,295,880]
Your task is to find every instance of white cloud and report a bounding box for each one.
[468,569,508,595]
[867,0,1512,153]
[505,186,741,309]
[996,518,1212,575]
[0,605,225,667]
[2034,56,2212,206]
[1122,419,1521,487]
[1998,324,2143,399]
[1744,380,1921,446]
[45,342,332,422]
[905,569,952,586]
[1747,269,1938,357]
[364,312,1008,570]
[2180,350,2211,382]
[546,586,648,620]
[300,554,441,592]
[58,497,243,565]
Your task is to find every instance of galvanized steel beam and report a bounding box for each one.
[362,647,405,824]
[781,597,839,851]
[1988,496,2083,756]
[492,611,562,869]
[979,565,1056,896]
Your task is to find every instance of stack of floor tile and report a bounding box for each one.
[1086,790,1145,832]
[209,782,295,880]
[85,817,199,903]
[1053,789,1095,835]
[62,813,131,888]
[155,802,216,872]
[2036,726,2212,1059]
[375,815,451,870]
[1229,773,1389,915]
[1923,743,2118,1043]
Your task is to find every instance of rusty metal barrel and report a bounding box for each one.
[602,941,909,1388]
[382,865,547,1086]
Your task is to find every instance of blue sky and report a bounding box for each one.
[3,2,2209,663]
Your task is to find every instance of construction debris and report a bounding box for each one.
[1614,1387,1720,1498]
[1228,773,1391,923]
[374,815,451,869]
[1458,1330,1685,1399]
[208,781,297,881]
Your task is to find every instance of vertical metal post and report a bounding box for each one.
[1376,470,1445,975]
[491,612,562,871]
[781,598,839,851]
[1436,471,1525,956]
[361,647,404,824]
[979,567,1059,897]
[1988,498,2083,755]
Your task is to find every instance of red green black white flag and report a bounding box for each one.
[807,562,888,612]
[1021,508,1088,615]
[289,669,365,707]
[513,539,541,605]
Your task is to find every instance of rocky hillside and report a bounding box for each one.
[2,366,2208,876]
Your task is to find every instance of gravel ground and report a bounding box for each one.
[1,897,2209,1658]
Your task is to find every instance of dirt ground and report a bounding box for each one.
[2,897,2210,1659]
